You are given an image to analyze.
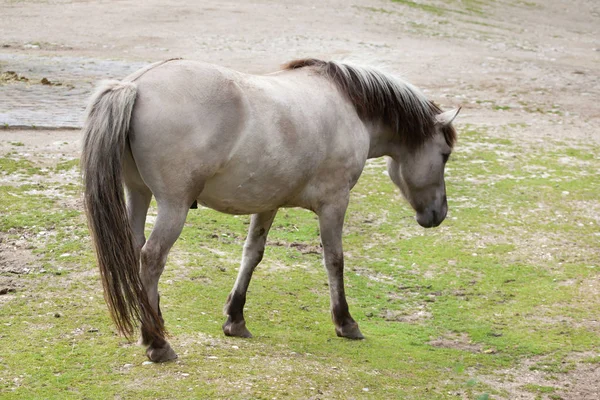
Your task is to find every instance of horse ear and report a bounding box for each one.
[435,107,461,126]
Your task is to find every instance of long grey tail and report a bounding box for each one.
[80,81,164,340]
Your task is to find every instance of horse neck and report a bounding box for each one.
[364,119,399,159]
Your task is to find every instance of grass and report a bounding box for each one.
[0,155,44,176]
[379,0,537,42]
[391,0,447,16]
[1,126,599,399]
[390,0,496,17]
[522,384,556,394]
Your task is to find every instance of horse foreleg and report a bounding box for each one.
[318,201,364,340]
[223,209,278,338]
[140,201,189,362]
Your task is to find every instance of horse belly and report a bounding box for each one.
[197,170,307,215]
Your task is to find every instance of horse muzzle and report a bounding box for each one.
[415,198,448,228]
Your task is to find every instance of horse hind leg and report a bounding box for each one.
[140,199,189,362]
[124,145,152,259]
[125,185,152,260]
[223,209,278,338]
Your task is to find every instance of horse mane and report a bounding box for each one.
[282,58,456,149]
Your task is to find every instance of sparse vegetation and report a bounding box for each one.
[1,126,599,399]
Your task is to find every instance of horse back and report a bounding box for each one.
[127,60,369,213]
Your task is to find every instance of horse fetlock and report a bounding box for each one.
[224,291,246,317]
[335,320,364,340]
[140,321,167,347]
[222,317,253,338]
[146,341,178,363]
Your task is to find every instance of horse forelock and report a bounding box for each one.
[283,59,455,149]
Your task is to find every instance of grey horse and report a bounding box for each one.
[81,58,459,362]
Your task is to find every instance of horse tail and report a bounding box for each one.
[81,80,164,340]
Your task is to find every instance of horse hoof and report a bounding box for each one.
[335,323,365,340]
[222,320,253,338]
[146,343,178,363]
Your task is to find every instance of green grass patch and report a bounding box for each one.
[392,0,446,15]
[522,383,556,394]
[1,127,599,398]
[0,156,44,176]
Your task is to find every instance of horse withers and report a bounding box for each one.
[81,58,459,362]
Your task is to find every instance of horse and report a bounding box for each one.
[81,58,459,363]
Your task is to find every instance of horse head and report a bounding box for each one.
[387,107,460,228]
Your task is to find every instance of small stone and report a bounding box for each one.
[207,356,218,359]
[363,388,370,392]
[142,361,153,365]
[123,364,133,368]
[232,345,239,350]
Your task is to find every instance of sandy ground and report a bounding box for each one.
[1,0,599,398]
[1,0,599,140]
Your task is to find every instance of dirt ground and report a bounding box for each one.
[1,0,599,138]
[1,0,599,398]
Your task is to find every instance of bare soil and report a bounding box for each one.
[1,0,599,140]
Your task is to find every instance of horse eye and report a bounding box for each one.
[442,153,450,163]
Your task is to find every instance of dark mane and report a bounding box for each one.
[282,58,456,149]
